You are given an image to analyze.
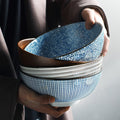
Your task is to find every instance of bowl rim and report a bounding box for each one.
[50,100,79,107]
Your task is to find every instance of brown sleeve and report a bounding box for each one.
[0,28,21,120]
[0,76,20,120]
[59,0,110,36]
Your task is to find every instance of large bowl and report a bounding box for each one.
[25,22,104,61]
[20,71,102,107]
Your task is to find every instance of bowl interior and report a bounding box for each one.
[25,22,103,58]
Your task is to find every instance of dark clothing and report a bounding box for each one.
[0,0,109,120]
[0,29,20,120]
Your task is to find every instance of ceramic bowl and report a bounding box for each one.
[20,72,101,107]
[20,56,103,79]
[25,22,104,61]
[18,38,86,67]
[20,71,102,107]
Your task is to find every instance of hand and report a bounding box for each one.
[18,84,70,118]
[81,8,110,56]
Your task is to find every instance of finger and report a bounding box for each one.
[38,105,70,118]
[101,34,110,56]
[51,106,70,118]
[31,94,55,104]
[85,11,95,29]
[82,8,95,29]
[19,84,68,118]
[57,106,70,113]
[38,95,55,104]
[19,84,55,104]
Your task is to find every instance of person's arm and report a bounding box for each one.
[0,76,20,120]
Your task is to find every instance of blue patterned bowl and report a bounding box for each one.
[20,71,102,107]
[25,22,104,61]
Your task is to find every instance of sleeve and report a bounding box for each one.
[59,0,110,36]
[0,28,21,120]
[0,76,20,120]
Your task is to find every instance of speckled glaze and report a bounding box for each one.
[25,22,104,61]
[57,31,104,61]
[20,71,101,106]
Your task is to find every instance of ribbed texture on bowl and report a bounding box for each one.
[20,71,101,103]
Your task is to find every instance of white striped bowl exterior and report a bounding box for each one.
[20,56,103,79]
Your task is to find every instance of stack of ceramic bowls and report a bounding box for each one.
[18,22,104,107]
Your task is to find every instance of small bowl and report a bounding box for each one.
[20,71,102,107]
[25,22,104,61]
